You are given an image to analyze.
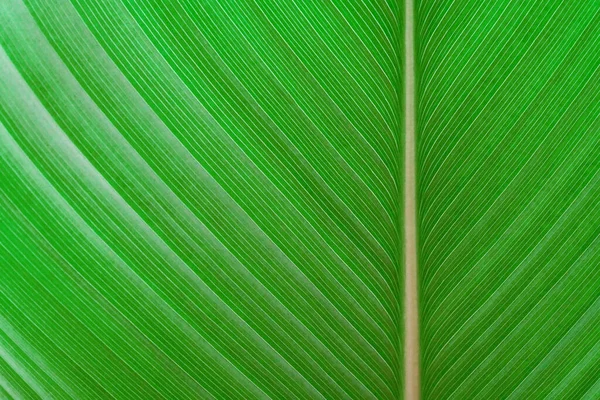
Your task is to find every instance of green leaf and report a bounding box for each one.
[6,0,600,398]
[0,0,403,399]
[416,1,600,398]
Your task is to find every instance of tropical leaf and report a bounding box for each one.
[416,0,600,399]
[0,0,403,399]
[5,0,600,399]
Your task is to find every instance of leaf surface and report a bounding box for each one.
[0,1,403,398]
[416,1,600,398]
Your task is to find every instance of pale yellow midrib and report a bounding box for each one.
[404,0,420,397]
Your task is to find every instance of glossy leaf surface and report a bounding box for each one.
[0,1,403,398]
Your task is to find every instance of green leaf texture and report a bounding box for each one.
[0,0,404,399]
[417,1,600,399]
